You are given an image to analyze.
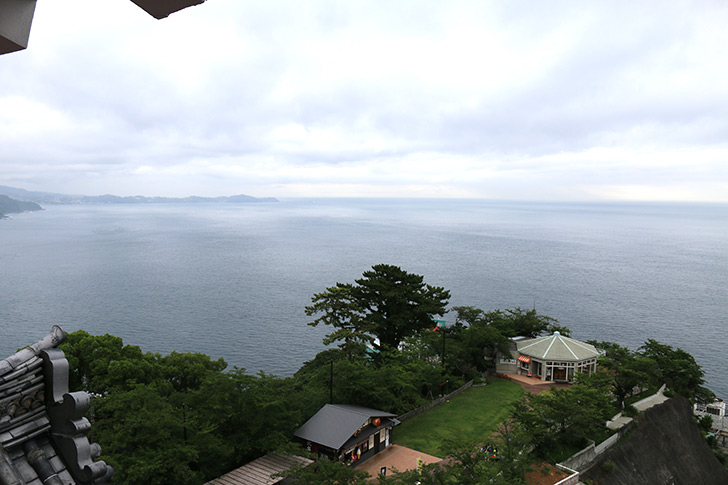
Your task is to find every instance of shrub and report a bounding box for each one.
[623,404,639,417]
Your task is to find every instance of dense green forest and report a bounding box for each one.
[59,264,718,484]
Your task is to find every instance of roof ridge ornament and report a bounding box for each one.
[0,327,113,484]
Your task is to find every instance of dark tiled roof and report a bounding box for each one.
[0,326,113,484]
[205,453,313,485]
[293,404,397,451]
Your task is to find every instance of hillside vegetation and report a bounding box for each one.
[0,194,42,217]
[48,264,724,484]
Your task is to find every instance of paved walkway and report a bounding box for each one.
[633,386,669,412]
[607,385,669,430]
[353,444,442,479]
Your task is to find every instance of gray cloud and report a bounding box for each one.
[0,0,726,200]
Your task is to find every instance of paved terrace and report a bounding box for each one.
[353,444,442,479]
[502,373,572,394]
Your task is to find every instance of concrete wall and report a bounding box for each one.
[595,432,622,455]
[560,385,666,472]
[554,465,580,485]
[559,440,596,471]
[560,421,636,472]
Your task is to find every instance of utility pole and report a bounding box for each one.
[442,326,446,367]
[434,319,447,367]
[329,360,334,404]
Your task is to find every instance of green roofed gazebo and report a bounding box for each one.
[515,331,599,382]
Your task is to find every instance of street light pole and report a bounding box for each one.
[442,327,446,367]
[434,319,447,368]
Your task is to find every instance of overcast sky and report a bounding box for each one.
[1,0,727,201]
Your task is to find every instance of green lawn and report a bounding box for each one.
[394,378,524,457]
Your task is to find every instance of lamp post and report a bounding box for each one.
[329,360,334,404]
[434,319,447,367]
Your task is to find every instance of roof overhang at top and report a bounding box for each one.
[0,0,37,55]
[129,0,206,19]
[516,332,599,362]
[0,0,207,56]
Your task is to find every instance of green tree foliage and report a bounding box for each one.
[588,341,658,408]
[91,383,202,485]
[277,457,371,485]
[447,306,511,376]
[639,339,715,404]
[293,344,443,415]
[586,339,715,405]
[61,330,158,393]
[493,307,566,338]
[441,306,565,379]
[511,380,615,462]
[57,290,716,484]
[377,426,531,485]
[160,351,227,392]
[307,264,450,351]
[60,331,302,484]
[493,421,533,484]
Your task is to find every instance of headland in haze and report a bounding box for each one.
[0,185,278,206]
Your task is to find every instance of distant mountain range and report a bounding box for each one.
[0,185,278,206]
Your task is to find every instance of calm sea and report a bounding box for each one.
[1,199,726,398]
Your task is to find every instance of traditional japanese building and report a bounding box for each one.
[293,404,399,465]
[496,331,599,382]
[0,326,113,484]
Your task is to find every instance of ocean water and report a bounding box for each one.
[1,199,726,398]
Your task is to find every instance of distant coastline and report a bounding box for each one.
[0,185,278,206]
[0,194,43,218]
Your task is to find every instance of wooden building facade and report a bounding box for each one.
[293,404,399,465]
